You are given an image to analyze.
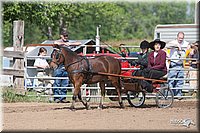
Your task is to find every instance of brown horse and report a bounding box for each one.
[49,44,124,110]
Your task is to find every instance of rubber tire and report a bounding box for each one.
[155,87,174,108]
[127,91,145,107]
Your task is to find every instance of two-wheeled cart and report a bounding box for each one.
[98,72,174,108]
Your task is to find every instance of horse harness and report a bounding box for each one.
[54,48,94,83]
[69,57,94,84]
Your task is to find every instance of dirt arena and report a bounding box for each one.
[2,99,199,132]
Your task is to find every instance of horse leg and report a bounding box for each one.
[98,82,106,109]
[110,77,124,108]
[70,82,82,110]
[77,90,91,110]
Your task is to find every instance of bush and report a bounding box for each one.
[1,87,49,103]
[2,88,28,103]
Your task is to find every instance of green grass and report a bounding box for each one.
[2,88,28,103]
[2,86,198,103]
[1,87,50,103]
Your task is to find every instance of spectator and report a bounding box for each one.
[119,43,130,57]
[53,31,81,103]
[131,40,150,76]
[34,47,53,99]
[34,47,49,69]
[119,44,131,76]
[52,63,69,103]
[188,41,199,89]
[166,32,190,98]
[34,47,50,87]
[54,31,81,48]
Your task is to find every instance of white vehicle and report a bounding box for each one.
[154,24,199,43]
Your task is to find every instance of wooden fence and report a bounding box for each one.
[2,51,25,94]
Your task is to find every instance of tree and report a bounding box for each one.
[2,1,195,47]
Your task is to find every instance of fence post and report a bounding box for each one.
[13,20,25,93]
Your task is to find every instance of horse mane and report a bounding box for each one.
[61,46,79,57]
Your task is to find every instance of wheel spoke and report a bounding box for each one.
[156,87,174,108]
[127,91,145,107]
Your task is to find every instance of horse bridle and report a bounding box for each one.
[51,48,90,73]
[51,48,65,68]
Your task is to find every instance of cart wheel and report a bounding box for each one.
[155,87,174,108]
[127,91,145,107]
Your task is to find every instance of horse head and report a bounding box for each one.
[49,44,65,69]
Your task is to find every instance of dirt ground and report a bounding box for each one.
[2,98,199,132]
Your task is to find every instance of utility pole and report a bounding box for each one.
[96,25,101,54]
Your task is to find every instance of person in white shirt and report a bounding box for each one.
[166,32,190,99]
[34,47,49,75]
[34,47,52,97]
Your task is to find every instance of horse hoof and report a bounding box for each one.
[85,103,91,110]
[86,106,91,110]
[70,108,76,111]
[70,107,76,111]
[98,105,103,109]
[121,105,125,109]
[119,102,125,108]
[70,105,76,111]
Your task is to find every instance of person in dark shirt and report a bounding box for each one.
[131,40,150,76]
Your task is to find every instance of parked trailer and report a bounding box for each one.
[154,24,199,43]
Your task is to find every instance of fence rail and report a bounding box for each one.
[2,44,198,101]
[2,68,24,77]
[3,51,24,59]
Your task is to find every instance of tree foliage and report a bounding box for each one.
[2,1,195,47]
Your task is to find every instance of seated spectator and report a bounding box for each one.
[140,39,167,92]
